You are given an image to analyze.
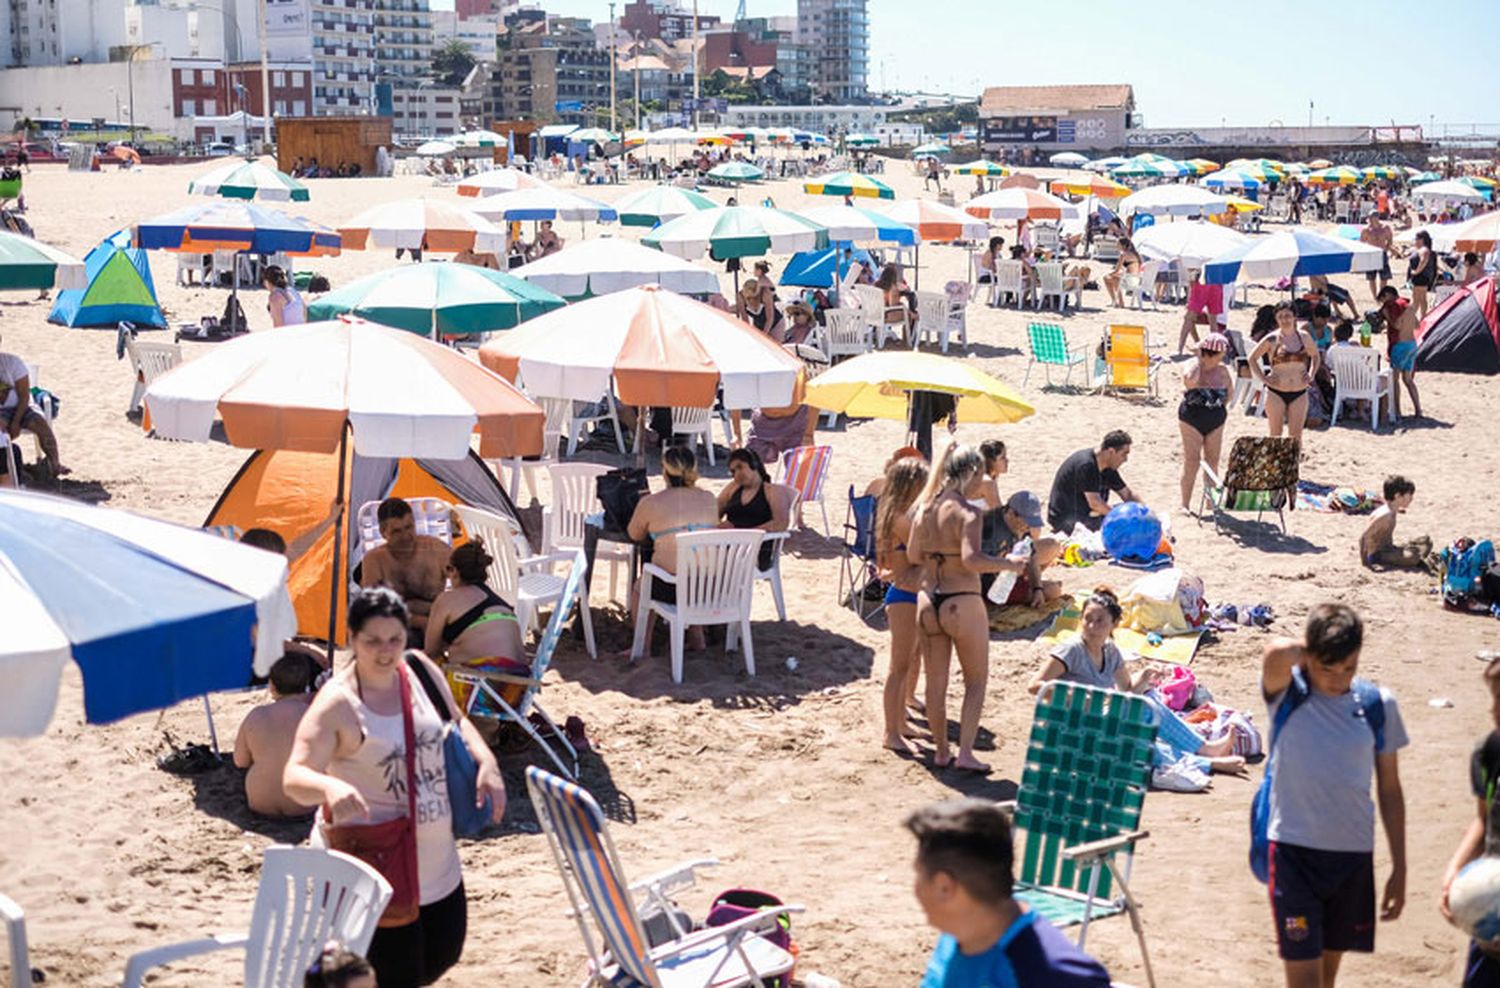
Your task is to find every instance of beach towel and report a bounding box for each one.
[1041,594,1204,665]
[1295,480,1383,514]
[987,595,1068,634]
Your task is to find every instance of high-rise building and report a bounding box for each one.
[374,0,434,85]
[796,0,867,103]
[485,14,609,127]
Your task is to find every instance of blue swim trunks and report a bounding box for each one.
[1390,339,1417,372]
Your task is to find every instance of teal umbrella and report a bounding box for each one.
[643,205,827,294]
[611,184,718,227]
[845,133,879,148]
[305,262,565,338]
[187,159,309,202]
[706,161,765,183]
[0,230,86,291]
[912,142,951,157]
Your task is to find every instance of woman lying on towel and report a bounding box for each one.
[1027,587,1245,776]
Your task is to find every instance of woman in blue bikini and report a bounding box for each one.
[876,454,930,755]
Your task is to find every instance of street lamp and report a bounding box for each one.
[121,42,153,148]
[608,1,617,133]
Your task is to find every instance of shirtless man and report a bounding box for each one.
[233,654,315,818]
[1360,213,1394,299]
[360,497,449,637]
[1377,286,1424,420]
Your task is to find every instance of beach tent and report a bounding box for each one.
[205,448,521,642]
[47,230,165,328]
[780,245,874,288]
[1415,277,1499,374]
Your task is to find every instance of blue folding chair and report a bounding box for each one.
[835,486,881,618]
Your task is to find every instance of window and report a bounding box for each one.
[293,100,306,116]
[203,99,216,115]
[273,71,285,87]
[181,98,196,116]
[292,71,304,87]
[201,68,215,86]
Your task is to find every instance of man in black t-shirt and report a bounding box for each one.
[1045,430,1139,535]
[1442,657,1500,987]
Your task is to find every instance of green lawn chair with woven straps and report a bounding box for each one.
[1023,322,1091,388]
[999,682,1160,988]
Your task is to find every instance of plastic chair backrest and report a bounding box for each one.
[845,486,878,561]
[452,503,523,602]
[538,396,572,449]
[915,291,947,329]
[776,444,832,502]
[1015,683,1158,900]
[546,463,610,550]
[995,260,1024,294]
[1133,259,1162,291]
[1036,261,1066,294]
[243,847,392,988]
[852,283,886,319]
[670,405,712,432]
[131,340,182,381]
[1329,346,1381,395]
[823,308,868,352]
[356,497,453,553]
[1028,322,1070,364]
[525,767,661,988]
[671,530,762,623]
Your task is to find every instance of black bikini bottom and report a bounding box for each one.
[922,589,983,611]
[1267,386,1307,407]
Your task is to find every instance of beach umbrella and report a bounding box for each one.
[613,184,718,227]
[802,170,895,200]
[416,140,456,157]
[1427,211,1500,252]
[305,262,565,338]
[1459,177,1497,198]
[1,489,295,737]
[1111,153,1190,179]
[1186,158,1221,174]
[1221,195,1265,214]
[1118,184,1228,218]
[845,133,879,148]
[881,199,990,241]
[1049,175,1130,198]
[1226,158,1287,175]
[454,168,547,196]
[1361,165,1403,182]
[965,187,1080,221]
[187,159,309,202]
[1133,221,1250,269]
[912,142,951,157]
[706,161,765,183]
[1204,168,1265,192]
[1413,180,1489,204]
[646,126,698,145]
[1411,171,1443,184]
[133,201,341,256]
[477,285,802,411]
[715,126,761,144]
[0,230,86,291]
[466,186,618,224]
[695,129,736,146]
[1305,158,1333,169]
[1084,156,1128,173]
[570,127,618,144]
[454,129,505,148]
[956,160,1011,176]
[642,206,827,260]
[796,205,917,246]
[1202,229,1385,285]
[1048,152,1089,168]
[1306,166,1363,186]
[509,237,722,297]
[338,198,506,253]
[1281,163,1311,178]
[803,350,1033,424]
[779,246,875,289]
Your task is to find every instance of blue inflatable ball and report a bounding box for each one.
[1101,502,1162,561]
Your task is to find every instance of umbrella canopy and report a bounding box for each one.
[880,199,990,241]
[645,126,698,144]
[338,198,506,253]
[454,168,547,196]
[510,237,722,297]
[1428,211,1500,252]
[143,318,544,459]
[1185,158,1221,174]
[1361,165,1403,181]
[642,206,827,260]
[1280,162,1311,178]
[1133,221,1250,268]
[845,133,880,147]
[1221,195,1265,213]
[1111,153,1190,178]
[188,159,309,202]
[415,140,456,156]
[1202,229,1385,285]
[477,285,802,409]
[454,129,505,148]
[1226,158,1287,174]
[305,262,565,337]
[1,489,296,735]
[779,246,874,288]
[613,184,718,227]
[964,188,1081,221]
[570,127,618,144]
[1084,156,1128,173]
[1118,184,1228,218]
[955,159,1011,176]
[706,161,765,183]
[1219,161,1284,183]
[0,230,87,291]
[912,142,951,157]
[1413,180,1489,204]
[133,201,342,256]
[1204,169,1265,191]
[1410,170,1443,184]
[802,171,895,200]
[801,351,1034,424]
[1305,158,1333,169]
[1306,165,1363,186]
[1048,152,1089,168]
[797,205,917,246]
[467,186,618,223]
[1050,175,1131,198]
[1461,176,1499,189]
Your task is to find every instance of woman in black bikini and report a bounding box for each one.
[1408,229,1437,320]
[716,447,794,572]
[906,443,1013,774]
[1248,300,1319,443]
[1177,332,1234,513]
[424,539,526,713]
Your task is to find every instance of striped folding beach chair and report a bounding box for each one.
[1023,322,1090,388]
[774,444,832,537]
[525,766,803,988]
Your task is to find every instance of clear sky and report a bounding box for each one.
[447,0,1500,132]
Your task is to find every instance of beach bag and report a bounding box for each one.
[1121,568,1203,635]
[596,467,648,535]
[322,665,421,927]
[407,653,493,838]
[705,889,796,987]
[1441,539,1495,606]
[1157,665,1196,712]
[1249,668,1385,884]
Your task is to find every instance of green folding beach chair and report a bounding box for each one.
[1023,322,1090,388]
[1001,682,1160,988]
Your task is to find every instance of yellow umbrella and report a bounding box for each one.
[1187,158,1221,174]
[1222,195,1265,213]
[1050,175,1131,198]
[802,351,1034,424]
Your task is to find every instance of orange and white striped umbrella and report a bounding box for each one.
[338,198,507,253]
[455,168,548,197]
[878,199,989,241]
[965,187,1081,221]
[478,285,801,409]
[143,318,543,459]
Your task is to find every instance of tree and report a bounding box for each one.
[432,39,477,87]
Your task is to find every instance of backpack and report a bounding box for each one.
[1249,667,1386,884]
[1441,538,1496,607]
[704,889,796,987]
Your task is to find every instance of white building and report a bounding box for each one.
[431,10,499,62]
[721,103,886,135]
[795,0,867,103]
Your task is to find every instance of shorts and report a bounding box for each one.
[1391,339,1417,372]
[884,584,919,606]
[650,578,677,606]
[1268,842,1375,961]
[1465,940,1500,988]
[1366,255,1392,281]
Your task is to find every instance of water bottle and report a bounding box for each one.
[1359,320,1372,348]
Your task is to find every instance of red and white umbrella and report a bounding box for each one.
[455,168,548,197]
[338,198,507,253]
[477,285,801,410]
[878,199,989,241]
[964,187,1081,221]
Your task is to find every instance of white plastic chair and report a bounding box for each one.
[356,496,453,552]
[554,392,627,456]
[912,291,949,350]
[854,283,908,347]
[126,335,183,413]
[630,530,764,684]
[505,393,569,503]
[542,462,629,602]
[121,846,391,988]
[1327,346,1392,431]
[1035,261,1071,313]
[822,307,872,361]
[1123,259,1162,311]
[670,405,718,465]
[1,891,28,988]
[453,503,597,658]
[1033,223,1062,254]
[993,260,1032,310]
[175,253,206,286]
[755,529,792,621]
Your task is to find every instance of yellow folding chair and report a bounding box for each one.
[1103,324,1160,397]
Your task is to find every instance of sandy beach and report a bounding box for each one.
[0,156,1495,987]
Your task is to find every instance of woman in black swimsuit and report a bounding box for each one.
[1409,229,1436,320]
[906,443,1012,774]
[716,447,793,572]
[1177,332,1234,513]
[1248,301,1319,443]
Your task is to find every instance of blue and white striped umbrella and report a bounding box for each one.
[1203,229,1386,285]
[2,490,295,736]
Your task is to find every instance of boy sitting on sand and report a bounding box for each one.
[233,654,316,819]
[908,798,1110,987]
[1360,476,1432,570]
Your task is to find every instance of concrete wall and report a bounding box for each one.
[980,109,1127,152]
[0,61,184,137]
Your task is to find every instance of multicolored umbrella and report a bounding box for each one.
[1186,158,1222,174]
[1280,163,1311,178]
[965,187,1080,221]
[1459,176,1498,193]
[802,351,1034,424]
[1411,171,1443,184]
[881,199,990,241]
[570,128,618,144]
[1304,158,1333,170]
[0,230,86,291]
[642,206,827,261]
[1361,165,1403,181]
[1202,229,1385,285]
[706,161,765,183]
[188,159,310,202]
[1306,166,1363,186]
[1203,169,1263,191]
[454,129,505,148]
[466,187,618,223]
[797,205,917,245]
[305,262,565,337]
[1427,210,1500,252]
[1084,156,1128,173]
[1226,158,1287,175]
[612,184,718,227]
[802,171,895,200]
[510,237,722,297]
[454,168,547,196]
[133,201,341,256]
[1049,175,1130,198]
[956,160,1011,176]
[338,199,506,253]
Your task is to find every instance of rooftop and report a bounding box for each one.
[980,84,1133,115]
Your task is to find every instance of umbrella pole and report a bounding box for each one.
[326,424,350,650]
[634,405,647,469]
[202,695,220,753]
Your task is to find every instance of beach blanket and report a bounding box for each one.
[1295,480,1383,515]
[1040,594,1204,665]
[988,595,1068,634]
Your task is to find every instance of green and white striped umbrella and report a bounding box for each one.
[454,130,505,149]
[845,133,879,147]
[1111,153,1191,178]
[188,159,310,202]
[802,170,896,199]
[1361,165,1404,181]
[954,159,1010,177]
[706,161,766,183]
[912,142,951,157]
[0,231,87,291]
[305,261,566,338]
[613,185,718,227]
[1307,166,1363,186]
[643,206,827,261]
[570,128,619,144]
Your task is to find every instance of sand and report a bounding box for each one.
[0,156,1495,987]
